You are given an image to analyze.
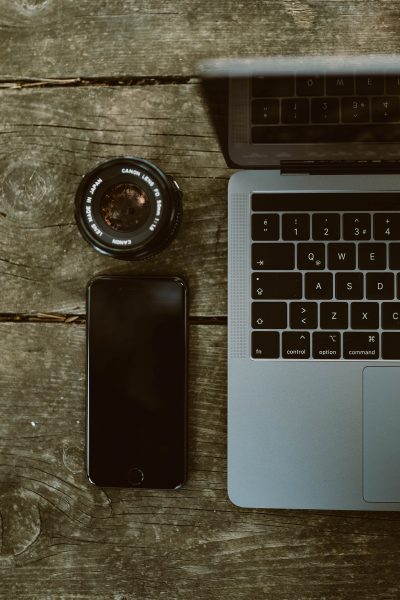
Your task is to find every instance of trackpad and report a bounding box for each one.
[363,367,400,502]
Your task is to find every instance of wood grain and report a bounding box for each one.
[1,323,400,600]
[0,84,229,316]
[1,1,400,79]
[2,1,400,598]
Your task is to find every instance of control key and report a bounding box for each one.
[282,331,310,359]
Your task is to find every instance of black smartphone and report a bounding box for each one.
[86,275,187,488]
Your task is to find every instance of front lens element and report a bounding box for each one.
[101,183,151,232]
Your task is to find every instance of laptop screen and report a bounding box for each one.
[199,55,400,168]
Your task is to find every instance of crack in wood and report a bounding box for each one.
[0,75,198,89]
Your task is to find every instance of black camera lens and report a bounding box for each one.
[75,157,182,260]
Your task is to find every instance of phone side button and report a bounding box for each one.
[127,467,144,487]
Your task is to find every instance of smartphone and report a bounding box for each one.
[86,276,187,488]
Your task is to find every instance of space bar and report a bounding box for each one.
[252,125,400,144]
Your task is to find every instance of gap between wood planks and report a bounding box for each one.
[0,76,199,89]
[0,313,227,325]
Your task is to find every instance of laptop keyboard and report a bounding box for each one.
[251,192,400,360]
[251,74,400,143]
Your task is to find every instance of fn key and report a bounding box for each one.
[252,331,279,358]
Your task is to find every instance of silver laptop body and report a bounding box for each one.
[201,55,400,510]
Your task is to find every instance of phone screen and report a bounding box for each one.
[87,276,187,488]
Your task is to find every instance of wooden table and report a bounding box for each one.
[1,2,400,598]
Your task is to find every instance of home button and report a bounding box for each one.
[127,467,144,486]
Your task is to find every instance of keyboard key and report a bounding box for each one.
[252,331,280,359]
[297,243,325,269]
[326,75,354,95]
[282,331,310,359]
[366,273,394,300]
[398,273,400,299]
[320,302,348,329]
[296,76,324,96]
[381,302,400,329]
[252,273,302,299]
[252,99,279,124]
[343,213,371,240]
[373,213,400,240]
[252,302,287,329]
[290,302,318,329]
[312,213,340,240]
[358,243,386,270]
[281,99,309,124]
[252,243,295,270]
[356,75,384,95]
[335,272,364,300]
[382,332,400,359]
[351,302,379,329]
[252,213,279,240]
[343,332,379,359]
[386,75,400,95]
[282,213,310,240]
[252,76,294,97]
[341,97,369,122]
[313,332,341,359]
[371,97,400,122]
[311,98,339,123]
[389,243,400,269]
[305,272,333,299]
[251,124,400,144]
[328,243,356,270]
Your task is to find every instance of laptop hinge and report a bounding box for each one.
[280,159,400,175]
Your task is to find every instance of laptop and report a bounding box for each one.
[200,55,400,510]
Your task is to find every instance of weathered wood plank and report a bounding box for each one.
[0,323,400,599]
[1,1,400,79]
[0,84,229,316]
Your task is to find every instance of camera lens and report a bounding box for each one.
[75,157,182,260]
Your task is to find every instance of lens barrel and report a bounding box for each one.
[75,157,182,260]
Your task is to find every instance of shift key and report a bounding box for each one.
[252,272,302,299]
